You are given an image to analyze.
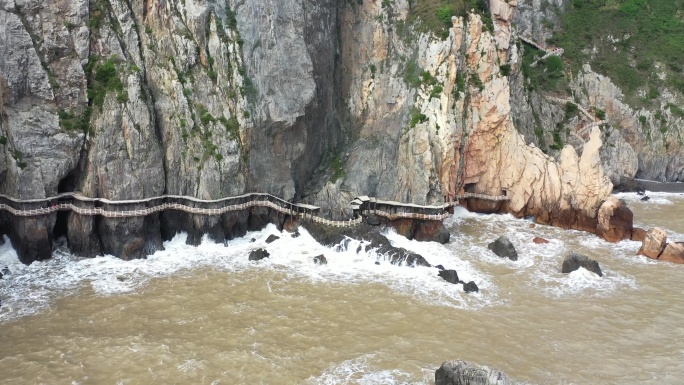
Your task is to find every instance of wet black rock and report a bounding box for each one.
[1,267,10,276]
[435,264,445,271]
[249,249,270,261]
[250,238,256,243]
[562,253,603,277]
[641,196,650,201]
[463,281,479,293]
[291,230,300,238]
[375,261,381,265]
[313,255,328,265]
[438,269,461,285]
[487,236,518,261]
[265,234,280,244]
[435,360,510,385]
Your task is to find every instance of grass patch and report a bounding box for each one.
[406,0,492,39]
[550,0,684,104]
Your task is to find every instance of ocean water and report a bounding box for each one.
[0,192,682,384]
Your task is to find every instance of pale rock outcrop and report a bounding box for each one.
[659,243,684,264]
[596,196,633,242]
[637,227,668,259]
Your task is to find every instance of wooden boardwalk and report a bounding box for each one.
[0,191,509,227]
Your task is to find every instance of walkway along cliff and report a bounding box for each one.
[0,1,637,263]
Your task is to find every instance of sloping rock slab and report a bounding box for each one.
[435,360,510,385]
[487,236,518,261]
[562,253,603,277]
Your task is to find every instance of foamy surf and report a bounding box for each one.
[305,354,425,385]
[0,224,495,322]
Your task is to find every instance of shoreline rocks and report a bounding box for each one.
[638,227,684,263]
[248,249,270,261]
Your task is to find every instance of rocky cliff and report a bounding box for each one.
[0,0,644,263]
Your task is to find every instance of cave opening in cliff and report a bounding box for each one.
[53,171,79,240]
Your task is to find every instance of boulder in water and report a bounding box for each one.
[463,281,479,293]
[249,249,270,261]
[658,242,684,264]
[435,360,510,385]
[1,267,10,276]
[313,255,328,265]
[641,196,650,201]
[291,230,301,239]
[265,234,280,244]
[487,236,518,261]
[637,227,668,259]
[596,196,634,242]
[435,264,445,271]
[631,228,647,242]
[438,269,461,285]
[562,253,603,277]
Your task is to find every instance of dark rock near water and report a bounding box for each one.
[375,261,381,265]
[1,267,10,276]
[487,236,518,261]
[641,196,650,201]
[435,264,445,271]
[250,238,256,243]
[249,249,270,261]
[313,255,328,265]
[414,221,450,244]
[365,214,382,226]
[435,360,510,385]
[438,269,461,285]
[463,281,479,293]
[562,253,603,277]
[291,230,300,238]
[265,234,280,244]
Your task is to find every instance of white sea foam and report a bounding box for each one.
[305,354,423,385]
[0,224,495,322]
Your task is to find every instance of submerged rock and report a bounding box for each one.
[438,269,461,285]
[641,196,650,201]
[487,236,518,261]
[248,249,270,261]
[435,360,510,385]
[1,267,10,276]
[463,281,479,293]
[562,253,603,277]
[313,255,328,265]
[291,231,301,239]
[265,235,280,244]
[435,264,445,271]
[533,237,549,244]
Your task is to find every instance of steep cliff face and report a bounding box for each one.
[1,0,633,262]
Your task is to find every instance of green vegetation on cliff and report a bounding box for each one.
[551,0,684,104]
[407,0,492,38]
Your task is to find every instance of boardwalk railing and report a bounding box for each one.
[0,191,510,227]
